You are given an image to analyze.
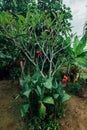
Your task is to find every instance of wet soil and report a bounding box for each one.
[0,80,87,130]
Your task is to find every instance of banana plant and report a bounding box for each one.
[67,35,87,68]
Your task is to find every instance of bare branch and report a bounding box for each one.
[54,44,70,56]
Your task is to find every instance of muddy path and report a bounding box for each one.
[0,80,87,130]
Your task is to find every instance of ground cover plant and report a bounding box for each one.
[0,0,87,129]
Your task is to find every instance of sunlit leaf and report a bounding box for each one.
[43,97,54,105]
[43,77,53,89]
[61,94,71,103]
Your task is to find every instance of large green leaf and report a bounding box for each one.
[61,94,71,103]
[43,77,53,89]
[76,37,87,56]
[75,57,87,68]
[20,104,29,117]
[39,103,46,119]
[72,36,79,54]
[43,97,54,105]
[77,51,87,57]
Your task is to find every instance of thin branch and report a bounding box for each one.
[54,43,70,56]
[12,38,36,67]
[52,60,65,76]
[21,47,36,67]
[41,56,47,73]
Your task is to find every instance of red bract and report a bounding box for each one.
[36,51,42,56]
[62,75,68,84]
[20,61,23,66]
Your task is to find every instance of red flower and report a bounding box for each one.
[20,61,23,66]
[62,79,67,84]
[36,51,42,56]
[62,75,68,84]
[61,126,66,130]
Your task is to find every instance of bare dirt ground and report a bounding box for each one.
[0,80,87,130]
[0,80,23,130]
[60,95,87,130]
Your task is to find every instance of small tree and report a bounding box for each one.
[0,0,72,77]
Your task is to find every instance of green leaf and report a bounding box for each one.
[43,77,53,89]
[37,85,42,96]
[39,103,46,119]
[20,75,30,89]
[72,36,87,57]
[32,68,41,84]
[76,38,87,56]
[20,104,29,117]
[23,89,31,98]
[77,51,87,57]
[75,57,87,68]
[24,75,31,83]
[53,94,59,99]
[20,79,24,87]
[61,94,71,103]
[0,52,12,59]
[43,97,54,105]
[73,36,79,54]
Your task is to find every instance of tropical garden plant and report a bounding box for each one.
[0,0,87,129]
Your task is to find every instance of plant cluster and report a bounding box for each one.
[19,68,70,119]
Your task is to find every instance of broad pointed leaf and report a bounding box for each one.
[39,103,46,119]
[43,97,54,105]
[43,77,53,89]
[61,94,71,103]
[23,89,31,98]
[53,94,59,99]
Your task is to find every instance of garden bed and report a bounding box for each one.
[0,80,87,130]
